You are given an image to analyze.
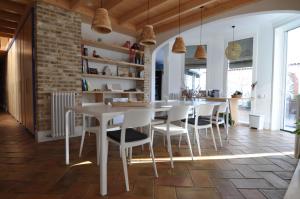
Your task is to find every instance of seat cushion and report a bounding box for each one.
[154,115,168,121]
[107,128,147,143]
[182,117,211,126]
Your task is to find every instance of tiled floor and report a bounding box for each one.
[0,112,298,199]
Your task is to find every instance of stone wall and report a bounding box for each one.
[35,1,82,131]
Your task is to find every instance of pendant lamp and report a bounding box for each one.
[91,0,112,34]
[194,6,206,59]
[172,0,186,53]
[140,0,156,46]
[225,26,241,60]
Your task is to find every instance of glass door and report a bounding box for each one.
[282,27,300,131]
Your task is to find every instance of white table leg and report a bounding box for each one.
[99,115,109,196]
[226,100,229,140]
[65,110,71,165]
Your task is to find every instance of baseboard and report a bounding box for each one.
[36,126,83,143]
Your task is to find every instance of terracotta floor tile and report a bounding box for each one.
[0,113,297,199]
[155,176,193,187]
[230,179,274,189]
[257,172,289,189]
[260,189,287,199]
[189,170,215,187]
[155,186,176,199]
[176,187,221,199]
[212,179,244,199]
[239,189,267,199]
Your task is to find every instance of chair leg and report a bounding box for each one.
[210,127,217,151]
[193,129,196,145]
[79,131,86,157]
[185,132,194,160]
[96,132,100,165]
[163,135,166,147]
[151,129,155,146]
[166,135,174,168]
[205,128,208,137]
[216,124,223,147]
[129,147,132,164]
[121,148,130,192]
[194,128,201,156]
[178,134,182,148]
[149,143,158,177]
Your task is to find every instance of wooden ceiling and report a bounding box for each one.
[0,0,261,46]
[0,0,32,51]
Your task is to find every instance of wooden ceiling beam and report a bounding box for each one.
[0,1,27,14]
[118,0,168,24]
[0,27,15,35]
[155,0,260,34]
[0,11,21,23]
[69,0,82,9]
[0,32,13,38]
[136,0,217,30]
[0,19,18,29]
[103,0,123,10]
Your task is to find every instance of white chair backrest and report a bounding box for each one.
[82,102,104,107]
[167,105,190,122]
[217,102,227,114]
[122,109,152,129]
[120,109,152,144]
[195,104,215,117]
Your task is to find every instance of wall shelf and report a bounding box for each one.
[82,73,144,81]
[81,39,144,54]
[82,91,144,94]
[82,56,144,68]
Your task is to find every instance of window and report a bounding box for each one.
[282,27,300,131]
[184,45,207,92]
[227,38,253,124]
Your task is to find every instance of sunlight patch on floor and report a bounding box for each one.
[130,151,294,164]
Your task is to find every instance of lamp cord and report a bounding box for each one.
[179,0,181,36]
[147,0,149,25]
[200,6,203,45]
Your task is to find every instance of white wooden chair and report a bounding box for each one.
[79,103,120,163]
[152,105,193,168]
[107,109,158,191]
[183,104,218,156]
[212,103,228,145]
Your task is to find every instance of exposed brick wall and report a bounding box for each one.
[35,1,82,131]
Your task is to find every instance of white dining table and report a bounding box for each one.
[64,99,228,196]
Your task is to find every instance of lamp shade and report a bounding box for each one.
[172,36,186,53]
[140,25,156,46]
[194,45,206,59]
[91,8,112,34]
[225,43,241,60]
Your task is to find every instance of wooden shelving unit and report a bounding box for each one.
[82,73,144,81]
[81,39,146,102]
[82,91,144,94]
[81,56,144,69]
[81,39,144,54]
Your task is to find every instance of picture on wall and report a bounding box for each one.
[117,66,129,77]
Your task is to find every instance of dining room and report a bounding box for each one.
[0,0,300,199]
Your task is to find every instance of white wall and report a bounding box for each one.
[152,14,300,129]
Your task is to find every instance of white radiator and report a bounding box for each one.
[51,92,75,137]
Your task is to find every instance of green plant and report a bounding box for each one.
[295,120,300,135]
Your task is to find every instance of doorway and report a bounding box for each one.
[282,26,300,132]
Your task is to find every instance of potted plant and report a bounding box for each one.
[294,120,300,159]
[231,90,243,98]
